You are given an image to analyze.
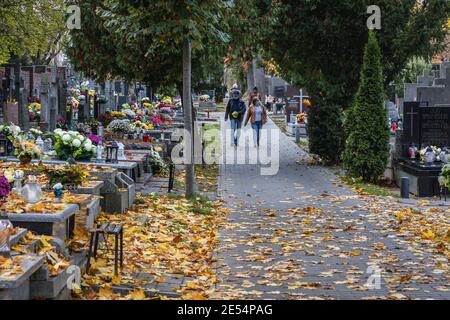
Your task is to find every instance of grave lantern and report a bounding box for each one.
[0,135,8,157]
[106,141,119,163]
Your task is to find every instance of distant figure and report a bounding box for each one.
[245,97,267,147]
[248,87,262,107]
[265,95,274,111]
[225,84,247,147]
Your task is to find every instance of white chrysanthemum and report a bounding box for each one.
[85,144,92,152]
[62,134,71,142]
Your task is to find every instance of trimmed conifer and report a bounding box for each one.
[343,31,390,182]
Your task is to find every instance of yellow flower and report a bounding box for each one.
[111,111,126,118]
[89,90,95,97]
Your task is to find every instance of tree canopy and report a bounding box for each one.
[66,0,229,92]
[263,0,450,107]
[0,0,66,65]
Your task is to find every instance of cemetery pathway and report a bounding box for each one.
[214,115,450,300]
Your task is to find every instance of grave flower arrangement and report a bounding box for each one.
[29,128,43,139]
[122,109,137,119]
[149,149,168,176]
[97,112,114,127]
[56,116,68,130]
[84,119,101,134]
[67,97,79,113]
[199,94,210,102]
[419,146,441,163]
[439,164,450,191]
[131,121,152,131]
[14,136,42,164]
[110,111,126,119]
[107,119,132,135]
[0,123,22,143]
[39,164,90,187]
[143,102,154,110]
[98,95,108,105]
[0,175,12,199]
[28,102,41,122]
[296,112,307,124]
[76,122,93,135]
[162,96,173,105]
[87,134,101,146]
[53,129,97,161]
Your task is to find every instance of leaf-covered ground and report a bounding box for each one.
[73,194,229,300]
[214,116,449,300]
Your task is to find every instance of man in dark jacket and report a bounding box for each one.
[225,84,247,147]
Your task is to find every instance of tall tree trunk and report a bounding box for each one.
[183,38,196,198]
[246,60,255,96]
[254,56,266,104]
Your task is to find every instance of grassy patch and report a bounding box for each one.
[174,122,221,195]
[338,174,399,198]
[216,102,226,112]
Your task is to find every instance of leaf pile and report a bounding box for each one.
[77,194,228,300]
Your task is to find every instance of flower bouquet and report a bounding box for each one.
[162,96,173,105]
[199,94,210,102]
[419,146,441,163]
[97,112,114,127]
[0,123,22,143]
[53,129,97,161]
[131,121,152,131]
[107,119,132,136]
[87,134,101,146]
[111,111,126,119]
[14,136,42,164]
[28,103,41,122]
[122,109,137,119]
[296,112,307,124]
[149,149,168,176]
[39,164,90,187]
[76,122,92,135]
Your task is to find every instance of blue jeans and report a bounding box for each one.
[251,121,263,146]
[230,119,242,145]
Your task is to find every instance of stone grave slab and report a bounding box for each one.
[0,255,44,300]
[6,204,79,241]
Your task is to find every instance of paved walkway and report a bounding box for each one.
[215,115,450,300]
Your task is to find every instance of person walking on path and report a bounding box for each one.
[245,97,267,147]
[248,86,262,107]
[225,84,247,147]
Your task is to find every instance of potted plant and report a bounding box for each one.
[40,164,90,188]
[53,129,97,161]
[107,119,132,138]
[439,164,450,195]
[14,137,42,165]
